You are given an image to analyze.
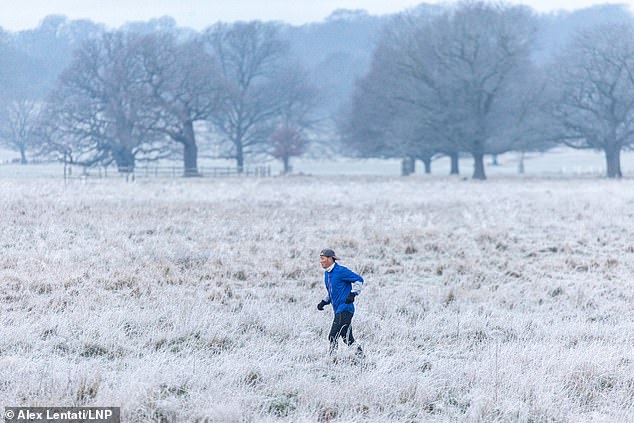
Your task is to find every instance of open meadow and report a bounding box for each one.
[2,173,634,422]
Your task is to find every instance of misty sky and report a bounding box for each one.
[2,0,631,31]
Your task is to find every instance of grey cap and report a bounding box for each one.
[320,248,339,260]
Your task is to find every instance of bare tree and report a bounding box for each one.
[380,14,455,175]
[547,22,634,178]
[137,32,222,176]
[343,3,539,179]
[409,2,539,179]
[339,41,414,163]
[45,31,166,172]
[203,21,291,173]
[269,125,307,174]
[0,99,43,164]
[269,65,318,173]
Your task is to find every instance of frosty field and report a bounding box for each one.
[2,175,634,422]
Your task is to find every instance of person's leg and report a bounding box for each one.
[339,312,364,359]
[338,312,355,346]
[328,313,344,354]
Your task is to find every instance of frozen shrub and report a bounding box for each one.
[267,392,298,417]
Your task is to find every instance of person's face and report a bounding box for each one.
[320,254,334,269]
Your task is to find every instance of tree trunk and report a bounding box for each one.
[449,152,459,175]
[401,157,415,176]
[183,142,199,177]
[114,148,135,173]
[236,141,244,174]
[605,146,622,178]
[282,156,290,174]
[19,147,28,165]
[182,121,200,177]
[472,152,486,180]
[518,151,525,174]
[422,157,431,174]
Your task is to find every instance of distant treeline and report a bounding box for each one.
[0,2,631,178]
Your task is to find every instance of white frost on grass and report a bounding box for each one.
[1,176,634,421]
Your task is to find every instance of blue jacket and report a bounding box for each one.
[323,262,364,314]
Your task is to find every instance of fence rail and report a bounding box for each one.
[63,165,272,181]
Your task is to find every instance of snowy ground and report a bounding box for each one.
[1,174,634,422]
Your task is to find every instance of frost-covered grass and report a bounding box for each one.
[2,176,634,422]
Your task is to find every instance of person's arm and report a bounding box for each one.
[351,280,363,296]
[317,291,331,310]
[343,268,364,303]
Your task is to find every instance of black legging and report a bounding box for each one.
[328,311,354,352]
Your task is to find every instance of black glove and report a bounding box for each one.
[317,300,328,311]
[345,293,356,304]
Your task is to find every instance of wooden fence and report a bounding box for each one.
[63,164,272,181]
